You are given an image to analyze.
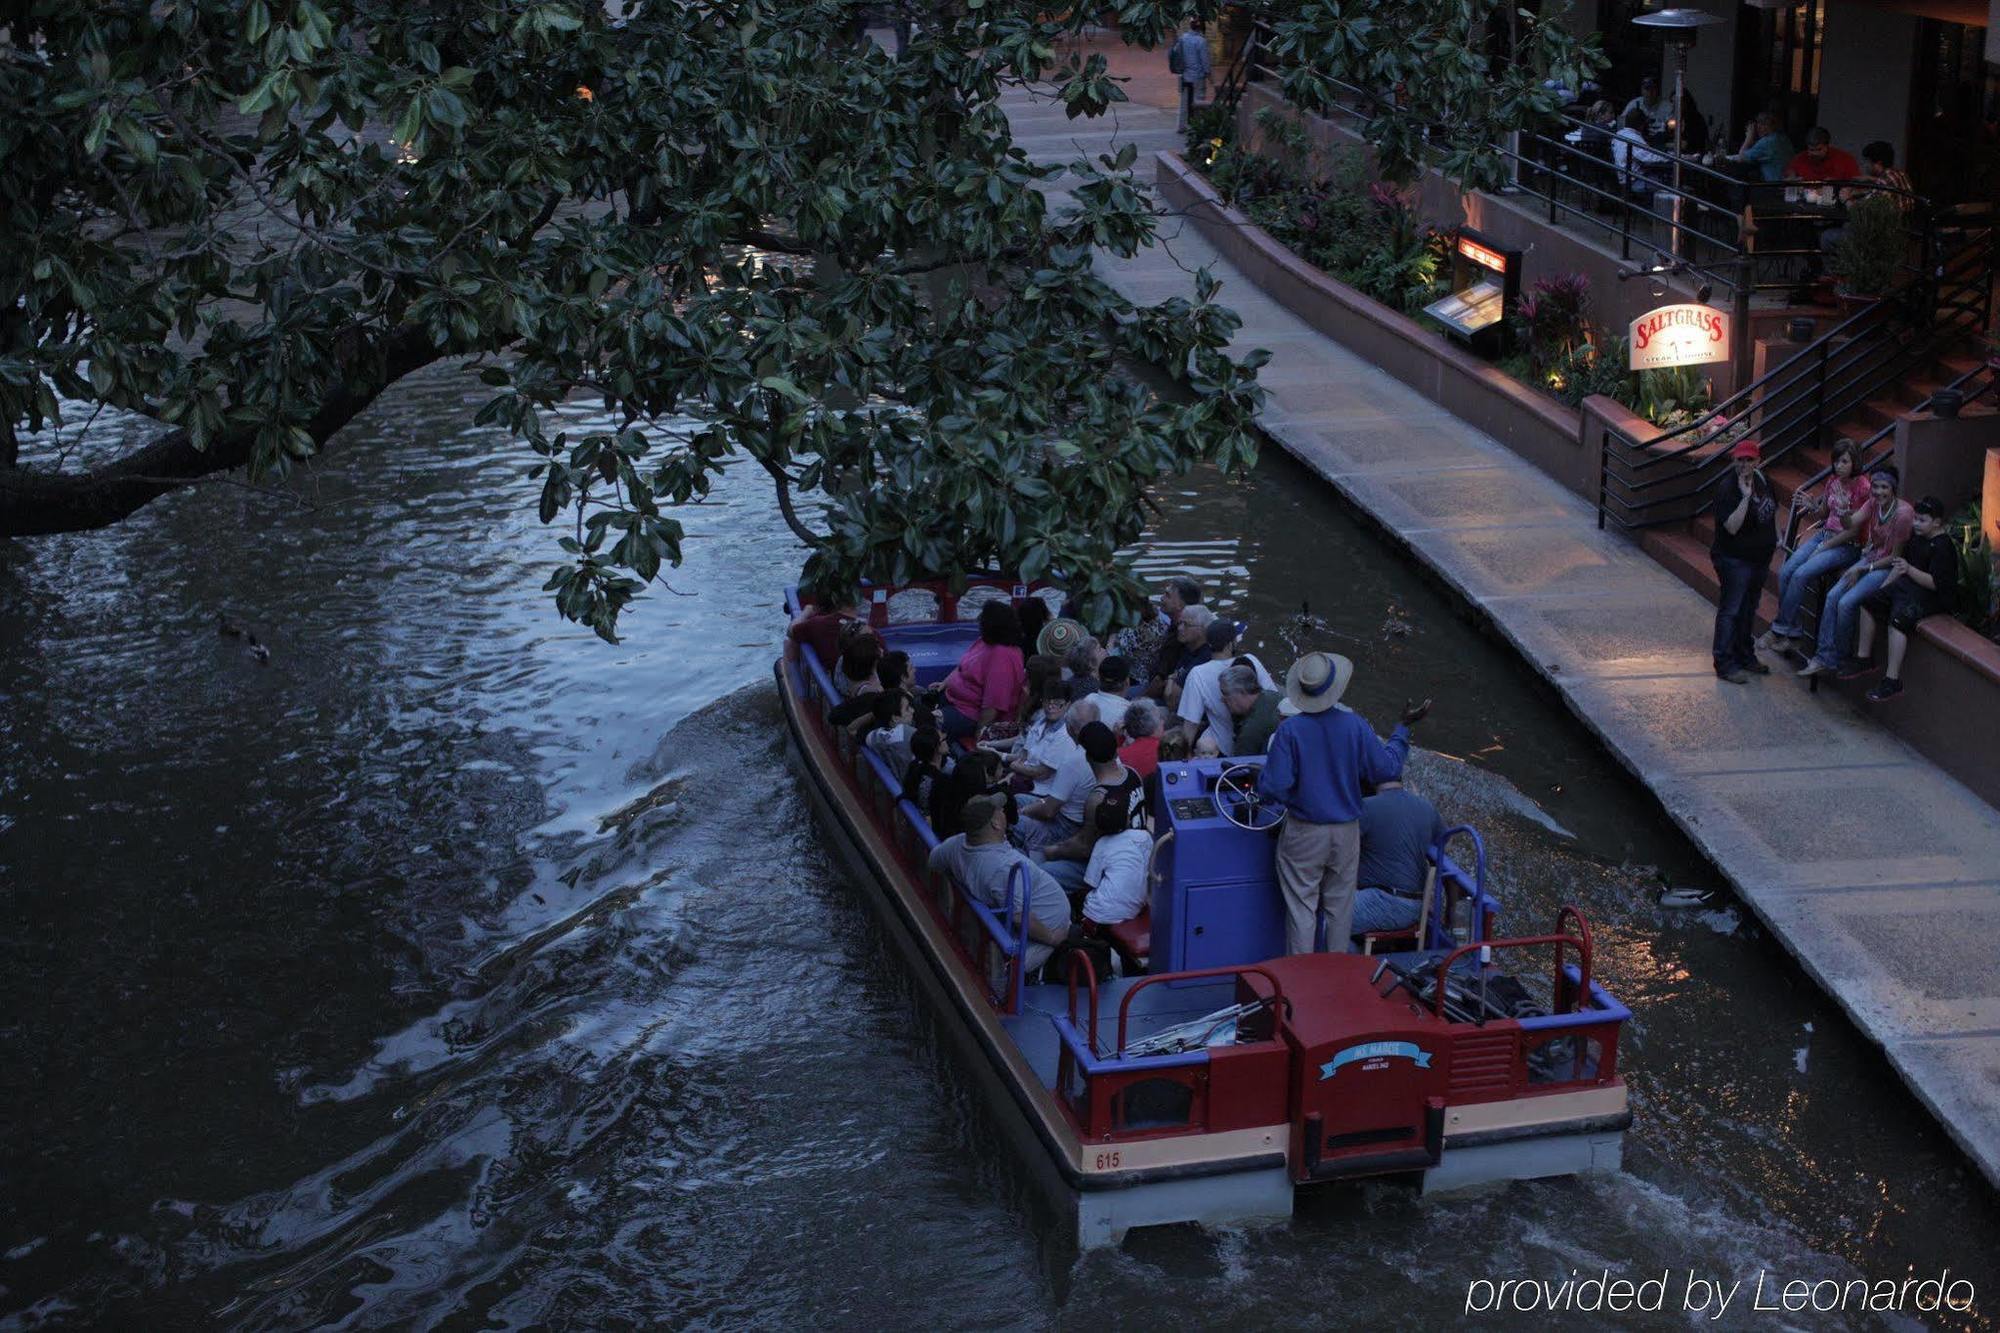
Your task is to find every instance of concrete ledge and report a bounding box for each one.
[1155,152,1593,499]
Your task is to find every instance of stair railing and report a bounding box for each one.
[1597,218,1997,534]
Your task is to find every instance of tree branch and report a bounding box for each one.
[752,452,822,550]
[0,322,443,537]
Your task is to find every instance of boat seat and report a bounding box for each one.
[1358,927,1420,955]
[1094,909,1151,973]
[879,622,980,687]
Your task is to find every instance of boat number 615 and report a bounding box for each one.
[1093,1150,1121,1170]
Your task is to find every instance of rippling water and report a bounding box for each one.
[3,364,1996,1329]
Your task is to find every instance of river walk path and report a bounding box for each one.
[999,37,2000,1190]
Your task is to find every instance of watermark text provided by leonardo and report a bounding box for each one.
[1464,1268,1976,1319]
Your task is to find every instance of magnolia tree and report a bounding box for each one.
[1260,0,1603,190]
[0,0,1265,638]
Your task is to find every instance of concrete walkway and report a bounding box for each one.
[1000,47,2000,1191]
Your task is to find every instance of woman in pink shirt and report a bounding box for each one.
[941,600,1027,740]
[1764,440,1872,647]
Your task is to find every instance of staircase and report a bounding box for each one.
[1599,218,1998,617]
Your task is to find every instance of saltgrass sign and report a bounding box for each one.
[1628,304,1731,371]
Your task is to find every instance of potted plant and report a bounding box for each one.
[1828,193,1905,309]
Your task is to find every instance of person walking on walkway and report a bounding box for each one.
[1710,438,1777,684]
[1171,19,1211,133]
[1256,653,1427,955]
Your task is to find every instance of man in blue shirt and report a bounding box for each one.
[1172,19,1212,133]
[1719,111,1794,183]
[1256,653,1430,955]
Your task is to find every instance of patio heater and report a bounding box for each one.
[1631,7,1725,261]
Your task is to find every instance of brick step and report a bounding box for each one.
[1638,527,1786,618]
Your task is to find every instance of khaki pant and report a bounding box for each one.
[1274,817,1360,955]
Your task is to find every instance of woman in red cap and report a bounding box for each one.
[1710,437,1778,683]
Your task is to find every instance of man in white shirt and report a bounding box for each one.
[1176,620,1277,756]
[1085,655,1133,732]
[1006,683,1079,794]
[1081,809,1152,926]
[1620,75,1670,135]
[1016,706,1103,850]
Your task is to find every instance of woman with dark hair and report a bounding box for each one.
[835,633,882,700]
[939,599,1027,740]
[1762,439,1871,650]
[1016,597,1051,662]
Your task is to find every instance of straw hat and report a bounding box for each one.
[1282,651,1353,715]
[1036,617,1089,659]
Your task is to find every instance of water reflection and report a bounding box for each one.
[0,367,1995,1328]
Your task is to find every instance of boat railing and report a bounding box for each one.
[1429,825,1501,950]
[788,576,1062,631]
[787,627,1033,1014]
[1052,963,1294,1142]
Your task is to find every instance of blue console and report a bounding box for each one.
[1150,760,1288,974]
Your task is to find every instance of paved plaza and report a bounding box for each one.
[1000,38,2000,1189]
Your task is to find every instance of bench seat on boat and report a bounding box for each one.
[1096,910,1150,973]
[878,622,980,688]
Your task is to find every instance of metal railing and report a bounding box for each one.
[1597,219,1996,533]
[1233,17,1931,306]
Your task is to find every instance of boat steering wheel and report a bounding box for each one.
[1212,762,1285,832]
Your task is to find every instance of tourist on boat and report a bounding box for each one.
[1118,699,1163,779]
[1760,439,1870,653]
[928,793,1080,975]
[1799,465,1915,679]
[787,586,863,668]
[1112,576,1203,692]
[835,632,884,701]
[1029,721,1142,895]
[901,725,950,813]
[1005,680,1078,793]
[1016,704,1112,852]
[1257,652,1427,955]
[1708,438,1777,685]
[1178,629,1277,755]
[929,748,1015,840]
[1017,597,1052,662]
[1160,605,1219,708]
[1079,800,1153,928]
[1353,778,1447,941]
[1018,652,1064,728]
[940,599,1027,739]
[1036,616,1089,662]
[863,689,920,776]
[1086,656,1133,731]
[1220,664,1284,756]
[1853,496,1958,704]
[831,649,912,727]
[1064,638,1106,697]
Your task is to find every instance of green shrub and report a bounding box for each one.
[1829,193,1905,298]
[1948,503,1993,633]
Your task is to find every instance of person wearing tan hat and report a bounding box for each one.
[1709,437,1777,685]
[1256,653,1430,956]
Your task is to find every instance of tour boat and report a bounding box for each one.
[777,578,1632,1248]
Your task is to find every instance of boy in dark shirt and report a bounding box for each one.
[1856,496,1958,703]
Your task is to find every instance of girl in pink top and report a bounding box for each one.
[1766,440,1872,644]
[941,600,1027,740]
[1802,464,1915,675]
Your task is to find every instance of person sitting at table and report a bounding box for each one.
[1844,141,1915,213]
[1785,127,1859,184]
[1620,75,1671,135]
[1676,87,1710,156]
[1613,107,1666,192]
[1715,111,1794,182]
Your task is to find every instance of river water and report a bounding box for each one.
[2,363,1995,1329]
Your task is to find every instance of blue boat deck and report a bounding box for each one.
[1002,977,1244,1090]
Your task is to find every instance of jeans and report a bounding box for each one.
[1710,553,1764,672]
[1814,568,1892,666]
[1040,856,1087,897]
[1772,531,1859,637]
[1352,888,1423,938]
